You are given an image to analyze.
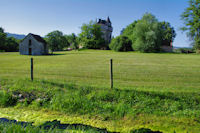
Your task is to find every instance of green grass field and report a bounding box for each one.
[1,50,200,91]
[0,50,200,133]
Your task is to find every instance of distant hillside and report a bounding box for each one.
[6,33,26,40]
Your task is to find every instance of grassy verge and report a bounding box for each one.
[0,79,200,132]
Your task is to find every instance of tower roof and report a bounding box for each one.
[97,17,111,25]
[107,16,111,23]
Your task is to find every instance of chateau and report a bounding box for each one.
[97,17,113,43]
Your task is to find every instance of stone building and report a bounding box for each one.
[19,33,48,55]
[161,45,173,52]
[161,42,173,52]
[97,17,113,43]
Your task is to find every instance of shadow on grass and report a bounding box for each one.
[40,80,77,89]
[37,79,192,102]
[47,53,66,56]
[0,118,162,133]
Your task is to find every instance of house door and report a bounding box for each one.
[29,48,32,55]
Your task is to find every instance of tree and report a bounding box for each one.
[159,21,176,46]
[181,0,200,52]
[65,33,79,50]
[5,37,19,52]
[109,36,133,52]
[122,21,138,37]
[0,27,19,52]
[45,30,68,53]
[121,13,176,53]
[0,27,7,51]
[132,13,162,52]
[79,21,105,49]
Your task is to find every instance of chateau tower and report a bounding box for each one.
[97,17,113,43]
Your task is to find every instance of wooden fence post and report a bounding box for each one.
[31,58,33,81]
[110,59,113,89]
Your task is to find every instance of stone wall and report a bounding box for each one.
[161,46,173,52]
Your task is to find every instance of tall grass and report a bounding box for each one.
[0,122,106,133]
[0,123,61,133]
[0,91,17,107]
[1,79,200,120]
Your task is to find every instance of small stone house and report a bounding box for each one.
[19,33,48,55]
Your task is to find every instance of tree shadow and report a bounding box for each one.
[40,120,117,133]
[0,118,162,133]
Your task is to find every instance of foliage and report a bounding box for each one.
[109,35,133,51]
[159,21,176,46]
[65,33,79,50]
[45,31,68,53]
[132,13,162,52]
[79,21,105,49]
[4,37,19,52]
[122,21,138,37]
[121,13,176,52]
[0,27,7,51]
[181,0,200,51]
[0,91,17,107]
[174,47,194,53]
[0,27,19,52]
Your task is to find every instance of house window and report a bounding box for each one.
[29,40,32,47]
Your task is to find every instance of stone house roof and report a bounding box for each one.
[21,33,47,45]
[29,33,47,44]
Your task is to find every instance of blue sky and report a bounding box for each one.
[0,0,190,47]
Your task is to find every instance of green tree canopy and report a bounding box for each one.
[109,35,133,52]
[121,13,176,53]
[45,30,68,53]
[79,21,105,49]
[159,21,176,46]
[65,33,79,50]
[0,27,19,52]
[181,0,200,51]
[4,37,19,52]
[0,27,7,51]
[132,13,162,52]
[122,21,137,37]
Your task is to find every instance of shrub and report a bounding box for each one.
[109,35,133,51]
[0,91,17,107]
[174,48,194,53]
